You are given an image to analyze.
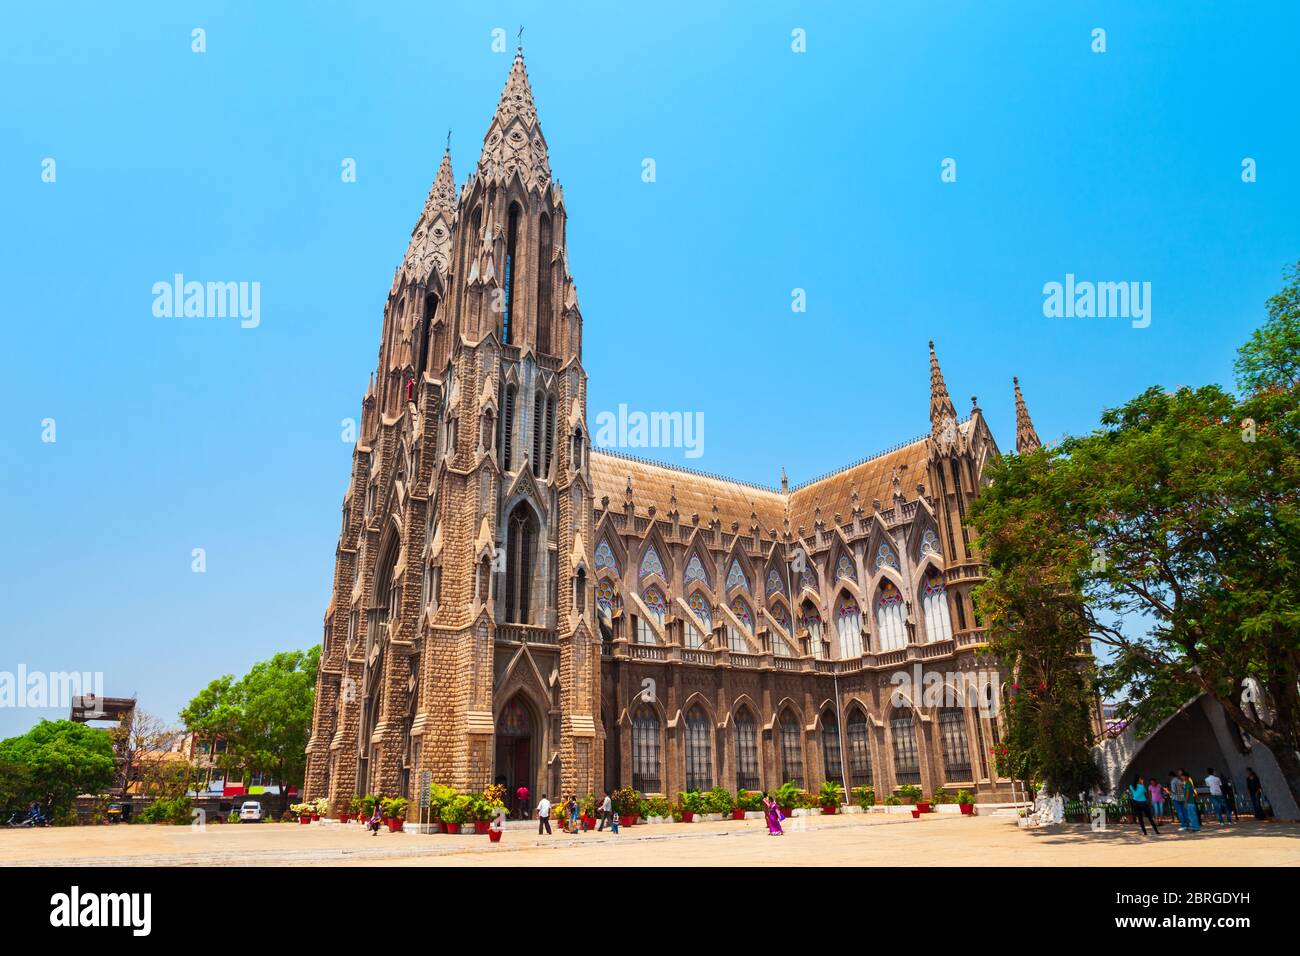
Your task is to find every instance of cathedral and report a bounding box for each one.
[303,50,1046,810]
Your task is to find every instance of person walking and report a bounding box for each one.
[1127,776,1161,836]
[569,795,581,834]
[1178,770,1201,832]
[1168,769,1189,830]
[1221,776,1239,822]
[1245,768,1264,819]
[597,790,612,831]
[515,784,530,821]
[762,791,785,836]
[536,793,552,835]
[1205,768,1231,825]
[1147,777,1165,822]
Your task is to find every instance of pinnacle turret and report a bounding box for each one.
[477,48,550,190]
[929,340,959,453]
[1013,376,1042,454]
[401,147,456,281]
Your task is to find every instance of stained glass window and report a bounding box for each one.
[642,586,667,624]
[800,564,817,593]
[922,572,953,643]
[837,595,863,658]
[731,597,752,629]
[498,696,532,737]
[727,597,752,652]
[596,578,619,618]
[876,581,907,651]
[685,553,708,585]
[766,569,785,596]
[875,543,899,572]
[919,529,941,559]
[770,602,789,630]
[726,559,748,593]
[688,590,711,631]
[835,553,858,583]
[594,539,618,573]
[639,545,664,580]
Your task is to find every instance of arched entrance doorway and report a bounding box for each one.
[495,695,536,818]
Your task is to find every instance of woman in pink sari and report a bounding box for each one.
[762,792,785,836]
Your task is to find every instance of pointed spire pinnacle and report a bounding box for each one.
[929,340,959,452]
[402,147,457,280]
[478,47,550,189]
[1014,376,1042,454]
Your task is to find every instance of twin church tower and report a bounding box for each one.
[305,51,1043,809]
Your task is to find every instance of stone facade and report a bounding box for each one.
[305,51,1045,810]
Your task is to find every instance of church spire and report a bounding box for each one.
[402,146,456,280]
[477,47,550,190]
[929,340,959,452]
[1013,376,1042,454]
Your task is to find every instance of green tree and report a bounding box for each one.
[973,259,1300,804]
[181,646,320,812]
[0,720,117,814]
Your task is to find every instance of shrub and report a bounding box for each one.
[381,796,409,820]
[773,780,802,808]
[851,786,875,808]
[644,795,671,818]
[703,786,735,814]
[956,788,977,806]
[138,796,192,825]
[930,787,953,805]
[613,787,640,817]
[897,784,922,805]
[428,784,459,821]
[818,781,844,808]
[884,794,902,806]
[736,789,765,812]
[677,789,704,814]
[439,795,471,825]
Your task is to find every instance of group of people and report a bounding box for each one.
[533,791,619,834]
[1126,766,1266,835]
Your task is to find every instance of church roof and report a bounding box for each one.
[786,435,933,532]
[476,48,551,190]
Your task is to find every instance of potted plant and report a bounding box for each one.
[614,787,641,827]
[579,793,599,830]
[957,789,977,815]
[644,795,672,823]
[703,786,734,820]
[314,797,330,822]
[818,780,844,814]
[428,783,459,833]
[382,797,409,832]
[851,786,875,810]
[897,784,923,808]
[677,789,703,822]
[732,790,751,820]
[439,795,470,834]
[774,781,801,818]
[291,802,313,824]
[737,789,765,818]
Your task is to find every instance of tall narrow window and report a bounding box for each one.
[543,396,555,476]
[939,708,972,780]
[822,713,843,784]
[779,711,803,786]
[734,710,759,791]
[801,601,823,658]
[684,705,712,791]
[847,711,873,787]
[836,595,863,658]
[922,572,954,643]
[418,294,437,377]
[501,386,515,471]
[505,503,536,623]
[891,714,921,785]
[503,203,521,345]
[532,392,543,475]
[876,581,907,651]
[537,213,552,354]
[631,706,660,793]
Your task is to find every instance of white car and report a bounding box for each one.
[238,801,264,822]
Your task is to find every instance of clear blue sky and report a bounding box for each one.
[2,2,1296,738]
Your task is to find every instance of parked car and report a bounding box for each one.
[239,801,264,822]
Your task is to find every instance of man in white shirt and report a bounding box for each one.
[597,790,613,831]
[1205,768,1231,825]
[536,794,552,835]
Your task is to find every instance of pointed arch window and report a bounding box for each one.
[799,563,818,594]
[919,529,942,559]
[800,601,824,658]
[836,594,864,658]
[639,545,664,581]
[769,601,789,632]
[537,213,552,354]
[532,392,544,474]
[725,559,748,593]
[596,577,620,621]
[594,539,619,573]
[779,711,803,787]
[876,581,907,651]
[631,705,661,794]
[505,503,538,624]
[727,597,752,652]
[847,710,874,787]
[939,708,972,780]
[639,586,667,643]
[687,591,712,647]
[922,572,953,643]
[734,710,760,792]
[500,384,516,471]
[684,553,709,585]
[502,202,521,345]
[543,396,555,475]
[765,568,785,597]
[684,705,712,791]
[891,714,921,785]
[835,553,858,583]
[822,713,843,783]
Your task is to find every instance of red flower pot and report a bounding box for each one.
[911,809,922,819]
[619,814,636,827]
[298,815,311,825]
[781,806,795,818]
[959,804,974,815]
[488,829,502,843]
[338,813,350,823]
[581,815,597,830]
[437,821,448,833]
[821,806,837,815]
[311,813,321,822]
[474,820,491,835]
[386,818,404,832]
[731,809,746,820]
[916,802,931,814]
[445,822,461,834]
[681,811,694,823]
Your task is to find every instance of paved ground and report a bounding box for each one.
[2,812,1296,866]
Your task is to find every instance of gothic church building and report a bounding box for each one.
[304,52,1045,809]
